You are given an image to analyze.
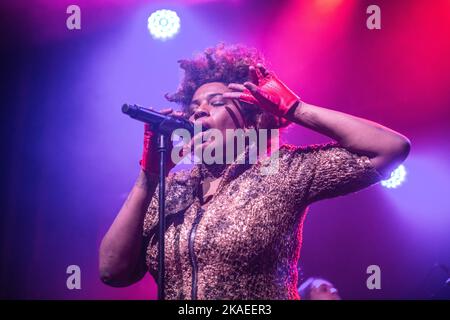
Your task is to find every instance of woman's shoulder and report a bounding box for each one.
[279,141,341,155]
[168,167,197,184]
[278,142,374,169]
[147,167,200,218]
[168,164,213,190]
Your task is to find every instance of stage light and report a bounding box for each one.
[381,164,406,189]
[315,0,343,13]
[147,9,180,40]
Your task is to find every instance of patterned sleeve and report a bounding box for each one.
[142,173,176,239]
[283,142,383,204]
[142,169,196,238]
[142,186,159,239]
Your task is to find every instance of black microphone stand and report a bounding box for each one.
[157,132,167,300]
[122,104,195,300]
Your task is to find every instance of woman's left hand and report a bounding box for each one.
[223,63,301,118]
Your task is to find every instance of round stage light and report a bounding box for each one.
[381,164,407,189]
[147,9,180,40]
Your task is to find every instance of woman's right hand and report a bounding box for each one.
[139,108,186,176]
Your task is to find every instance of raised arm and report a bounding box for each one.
[285,102,410,177]
[224,63,410,178]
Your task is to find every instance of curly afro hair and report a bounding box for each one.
[165,43,290,130]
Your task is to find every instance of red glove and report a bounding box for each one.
[225,64,301,118]
[140,109,183,176]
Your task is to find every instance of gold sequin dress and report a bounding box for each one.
[143,142,382,299]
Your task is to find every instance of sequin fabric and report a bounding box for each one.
[143,142,382,299]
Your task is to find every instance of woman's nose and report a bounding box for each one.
[193,110,209,120]
[192,104,210,120]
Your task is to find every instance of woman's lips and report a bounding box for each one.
[193,119,211,132]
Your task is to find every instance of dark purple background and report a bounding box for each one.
[1,0,449,299]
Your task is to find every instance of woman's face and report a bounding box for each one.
[187,82,247,156]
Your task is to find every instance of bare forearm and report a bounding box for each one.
[99,170,157,286]
[286,102,411,176]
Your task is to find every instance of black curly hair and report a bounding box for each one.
[165,43,290,130]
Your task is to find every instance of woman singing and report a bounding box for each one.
[99,43,410,299]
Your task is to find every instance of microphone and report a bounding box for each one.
[122,104,194,136]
